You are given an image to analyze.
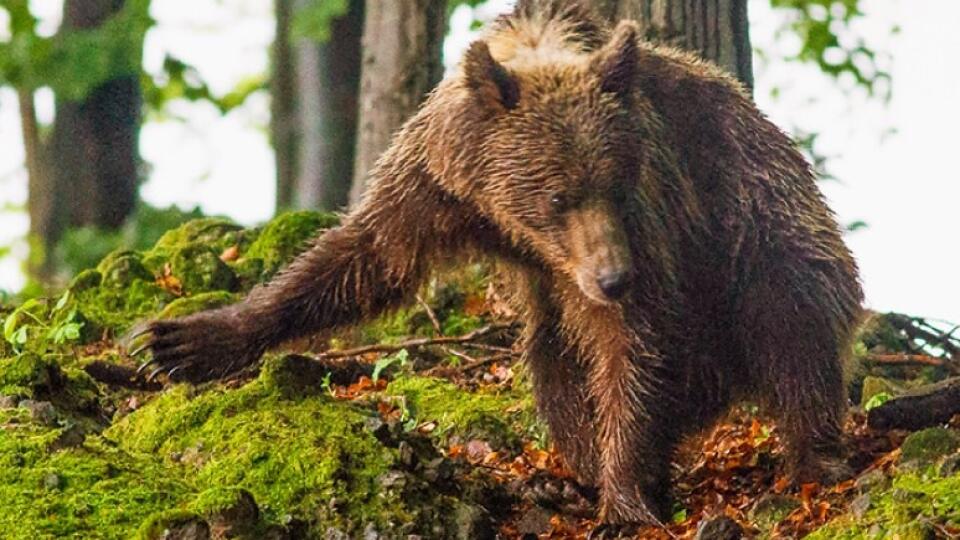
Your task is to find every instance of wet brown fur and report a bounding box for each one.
[140,2,863,527]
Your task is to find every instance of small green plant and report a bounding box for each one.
[2,291,84,355]
[372,349,410,383]
[864,392,892,411]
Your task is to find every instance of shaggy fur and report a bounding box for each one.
[137,2,863,527]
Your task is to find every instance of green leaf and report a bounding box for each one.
[864,392,892,411]
[372,349,409,383]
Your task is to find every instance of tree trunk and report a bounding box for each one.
[272,0,299,212]
[295,0,364,212]
[592,0,753,89]
[26,0,142,264]
[349,0,445,207]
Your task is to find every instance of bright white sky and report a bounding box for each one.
[0,0,958,322]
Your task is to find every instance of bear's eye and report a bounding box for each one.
[550,193,568,211]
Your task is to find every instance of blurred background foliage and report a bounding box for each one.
[0,0,896,299]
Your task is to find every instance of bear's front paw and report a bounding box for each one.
[127,310,263,383]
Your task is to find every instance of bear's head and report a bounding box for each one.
[458,21,642,304]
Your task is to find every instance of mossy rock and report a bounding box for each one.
[0,432,191,539]
[96,250,154,287]
[384,375,536,449]
[0,354,62,399]
[106,380,459,534]
[900,428,960,465]
[167,243,237,294]
[135,510,210,540]
[809,472,960,539]
[71,278,172,337]
[158,292,240,320]
[243,211,339,280]
[151,218,245,254]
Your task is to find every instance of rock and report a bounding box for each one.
[939,452,960,477]
[363,523,381,540]
[854,468,890,493]
[748,494,801,530]
[452,503,494,540]
[850,493,871,519]
[19,400,57,425]
[0,395,18,409]
[695,516,743,540]
[900,427,960,465]
[207,489,259,538]
[515,507,553,536]
[43,472,61,490]
[49,424,87,451]
[324,528,350,540]
[163,519,211,540]
[860,376,902,408]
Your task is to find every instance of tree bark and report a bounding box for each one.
[592,0,753,89]
[272,0,299,212]
[349,0,445,207]
[295,0,364,212]
[48,0,140,232]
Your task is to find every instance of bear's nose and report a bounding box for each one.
[597,271,630,299]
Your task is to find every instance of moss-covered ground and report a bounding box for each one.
[1,212,958,538]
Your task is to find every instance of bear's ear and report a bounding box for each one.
[462,41,521,110]
[593,21,639,101]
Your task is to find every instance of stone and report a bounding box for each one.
[940,452,960,477]
[19,399,57,426]
[854,468,890,493]
[900,428,960,465]
[452,503,494,540]
[695,516,743,540]
[748,494,801,530]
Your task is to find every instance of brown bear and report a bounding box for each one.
[133,1,863,529]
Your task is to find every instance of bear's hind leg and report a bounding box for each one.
[739,274,855,485]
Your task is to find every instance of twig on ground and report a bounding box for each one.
[416,294,443,335]
[864,354,945,367]
[317,322,518,360]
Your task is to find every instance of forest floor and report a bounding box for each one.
[1,211,959,539]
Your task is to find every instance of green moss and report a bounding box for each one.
[106,381,414,531]
[134,510,207,540]
[809,472,960,539]
[0,354,60,399]
[385,375,537,448]
[0,431,191,540]
[158,291,240,320]
[243,211,339,280]
[68,269,103,292]
[167,243,238,294]
[901,428,960,464]
[96,250,154,287]
[150,218,244,254]
[72,277,172,336]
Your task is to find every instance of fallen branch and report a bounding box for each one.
[867,376,960,431]
[864,354,945,367]
[317,322,518,360]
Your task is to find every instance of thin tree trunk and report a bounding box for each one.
[19,90,55,250]
[47,0,141,236]
[349,0,445,207]
[272,0,299,212]
[295,0,363,212]
[592,0,753,89]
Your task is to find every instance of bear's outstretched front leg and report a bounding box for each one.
[132,157,477,382]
